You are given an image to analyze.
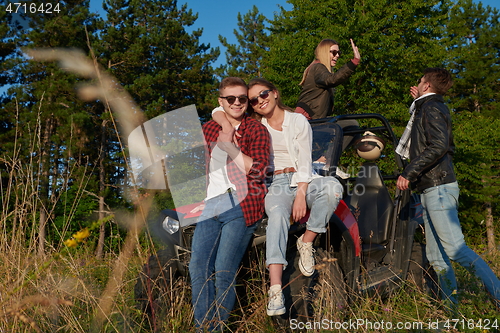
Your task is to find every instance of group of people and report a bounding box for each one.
[187,38,500,331]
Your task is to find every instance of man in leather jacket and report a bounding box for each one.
[397,68,500,312]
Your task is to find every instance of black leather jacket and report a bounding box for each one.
[296,61,356,119]
[401,94,456,192]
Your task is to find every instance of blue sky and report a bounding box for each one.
[89,0,293,65]
[89,0,499,66]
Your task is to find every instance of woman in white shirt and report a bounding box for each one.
[247,78,343,316]
[212,78,343,316]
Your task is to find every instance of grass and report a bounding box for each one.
[2,237,498,332]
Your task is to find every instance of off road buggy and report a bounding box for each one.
[134,113,436,327]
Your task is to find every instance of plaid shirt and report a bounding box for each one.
[203,114,270,226]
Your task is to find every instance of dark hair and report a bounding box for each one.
[219,77,247,93]
[423,68,453,95]
[247,78,294,120]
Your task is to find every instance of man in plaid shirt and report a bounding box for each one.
[189,77,270,331]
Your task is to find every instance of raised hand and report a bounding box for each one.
[350,39,360,61]
[410,86,419,99]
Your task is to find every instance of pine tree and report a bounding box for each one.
[443,0,500,249]
[443,0,500,117]
[219,5,270,80]
[0,0,101,254]
[0,4,17,139]
[0,5,16,91]
[89,0,222,254]
[97,0,220,119]
[452,112,500,249]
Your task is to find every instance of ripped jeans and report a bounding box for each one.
[265,174,343,267]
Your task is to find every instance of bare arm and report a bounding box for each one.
[292,182,308,221]
[217,129,254,175]
[212,107,253,174]
[212,107,233,133]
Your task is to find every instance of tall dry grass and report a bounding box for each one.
[0,103,181,332]
[0,48,162,332]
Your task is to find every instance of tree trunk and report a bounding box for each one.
[95,119,108,259]
[485,201,496,253]
[38,208,47,256]
[38,117,53,256]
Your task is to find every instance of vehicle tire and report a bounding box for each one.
[272,243,347,331]
[407,242,439,299]
[271,238,315,332]
[134,249,182,329]
[313,248,347,320]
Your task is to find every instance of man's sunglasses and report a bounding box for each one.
[330,50,342,57]
[249,90,271,106]
[220,95,248,104]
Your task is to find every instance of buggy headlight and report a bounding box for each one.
[162,216,180,234]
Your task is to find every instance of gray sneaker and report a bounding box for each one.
[267,285,285,316]
[297,234,315,276]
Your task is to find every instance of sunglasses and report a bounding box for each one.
[219,95,248,104]
[249,90,271,106]
[330,50,342,57]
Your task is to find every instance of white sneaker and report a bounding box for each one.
[297,235,315,276]
[267,285,285,316]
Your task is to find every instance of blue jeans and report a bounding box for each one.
[189,191,258,331]
[265,174,343,267]
[422,182,500,305]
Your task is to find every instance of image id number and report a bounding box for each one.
[5,2,61,14]
[444,318,499,330]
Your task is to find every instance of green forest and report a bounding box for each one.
[0,0,499,331]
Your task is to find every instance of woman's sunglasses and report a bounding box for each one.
[249,90,271,106]
[219,95,248,104]
[330,50,342,57]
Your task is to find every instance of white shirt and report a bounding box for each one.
[205,145,237,200]
[204,121,240,200]
[266,125,294,171]
[261,111,320,187]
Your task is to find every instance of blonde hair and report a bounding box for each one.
[299,39,338,86]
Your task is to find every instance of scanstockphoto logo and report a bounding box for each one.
[128,105,245,225]
[4,0,63,31]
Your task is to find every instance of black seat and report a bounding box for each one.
[345,163,393,259]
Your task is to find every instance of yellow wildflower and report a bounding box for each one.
[73,228,90,242]
[64,238,78,248]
